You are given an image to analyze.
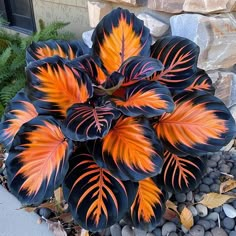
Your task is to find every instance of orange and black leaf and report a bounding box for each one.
[157,151,206,193]
[0,90,38,150]
[150,36,199,90]
[120,56,163,86]
[26,40,89,64]
[26,56,93,118]
[153,91,236,156]
[184,69,215,94]
[88,116,164,181]
[63,148,138,231]
[112,80,174,118]
[63,100,120,141]
[6,116,73,205]
[130,177,167,231]
[92,8,151,74]
[69,55,108,86]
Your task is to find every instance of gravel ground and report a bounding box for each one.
[107,143,236,236]
[1,142,236,236]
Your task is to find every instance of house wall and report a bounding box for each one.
[32,0,90,37]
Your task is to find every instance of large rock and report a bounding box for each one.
[208,70,236,107]
[104,0,147,5]
[170,13,236,70]
[137,13,169,37]
[183,0,236,13]
[148,0,185,13]
[87,1,112,27]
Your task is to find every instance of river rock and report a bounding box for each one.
[110,224,122,236]
[211,227,228,236]
[183,0,236,13]
[162,222,177,236]
[223,204,236,218]
[121,225,134,236]
[170,13,236,70]
[196,204,208,217]
[137,13,169,37]
[147,0,185,13]
[189,225,205,236]
[208,71,236,107]
[82,29,94,48]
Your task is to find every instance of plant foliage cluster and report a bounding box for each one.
[0,19,74,116]
[0,8,235,232]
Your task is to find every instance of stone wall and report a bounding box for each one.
[84,0,236,120]
[31,0,236,119]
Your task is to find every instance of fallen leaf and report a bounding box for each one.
[166,200,178,214]
[163,208,179,221]
[180,207,194,230]
[54,187,63,203]
[18,206,36,213]
[80,229,89,236]
[59,212,73,223]
[46,220,67,236]
[199,193,236,209]
[220,179,236,194]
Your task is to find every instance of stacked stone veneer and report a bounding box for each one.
[85,0,236,120]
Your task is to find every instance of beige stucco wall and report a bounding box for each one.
[32,0,91,38]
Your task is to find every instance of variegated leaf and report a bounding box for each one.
[92,8,151,74]
[63,100,120,141]
[112,80,174,117]
[63,148,138,231]
[130,177,167,231]
[88,116,164,181]
[6,116,73,205]
[0,89,38,150]
[150,36,199,90]
[26,56,93,118]
[153,91,236,156]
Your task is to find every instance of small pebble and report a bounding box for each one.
[210,184,220,192]
[223,204,236,218]
[188,205,198,216]
[161,222,177,236]
[223,217,235,230]
[220,211,226,220]
[211,227,228,236]
[199,184,210,193]
[168,233,178,236]
[229,231,236,236]
[152,228,161,236]
[195,194,203,202]
[38,207,53,219]
[205,212,219,221]
[110,224,121,236]
[204,232,213,236]
[197,219,211,231]
[189,225,205,236]
[133,228,146,236]
[213,207,222,213]
[181,225,189,234]
[196,204,208,217]
[146,233,155,236]
[207,160,217,168]
[209,172,220,179]
[206,167,213,174]
[202,177,214,185]
[121,225,134,236]
[219,164,231,173]
[210,154,221,162]
[175,193,186,203]
[187,191,193,202]
[209,220,216,229]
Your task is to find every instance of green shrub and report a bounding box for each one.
[0,19,75,116]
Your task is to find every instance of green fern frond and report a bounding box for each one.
[0,78,25,106]
[0,47,12,65]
